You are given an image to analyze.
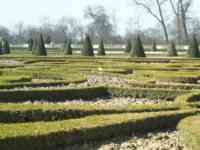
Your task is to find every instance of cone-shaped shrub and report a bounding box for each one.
[152,41,157,51]
[28,38,33,51]
[82,34,94,56]
[97,40,106,56]
[130,35,146,57]
[32,33,47,56]
[188,34,200,58]
[2,39,10,54]
[125,39,132,53]
[63,40,72,55]
[168,41,178,56]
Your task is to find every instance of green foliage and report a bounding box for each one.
[0,110,197,150]
[188,34,200,58]
[82,34,94,56]
[2,39,10,54]
[152,41,157,51]
[32,33,47,56]
[168,41,178,56]
[130,35,146,57]
[125,39,132,53]
[97,40,106,56]
[63,40,73,55]
[28,38,33,51]
[0,41,3,55]
[178,116,200,150]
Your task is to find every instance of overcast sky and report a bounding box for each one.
[1,0,200,35]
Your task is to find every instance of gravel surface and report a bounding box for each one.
[64,130,188,150]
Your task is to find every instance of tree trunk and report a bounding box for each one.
[156,0,169,43]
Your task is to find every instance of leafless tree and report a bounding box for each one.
[133,0,169,43]
[169,0,192,43]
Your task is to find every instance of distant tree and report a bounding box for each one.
[130,35,146,57]
[0,41,3,55]
[63,39,73,55]
[125,39,132,53]
[188,34,200,58]
[28,38,33,51]
[32,33,47,56]
[2,39,10,54]
[152,41,157,51]
[168,41,178,56]
[45,35,51,44]
[82,34,94,56]
[97,40,106,56]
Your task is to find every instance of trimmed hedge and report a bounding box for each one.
[108,87,188,101]
[0,86,188,102]
[0,103,179,123]
[0,87,109,102]
[0,110,198,150]
[177,115,200,150]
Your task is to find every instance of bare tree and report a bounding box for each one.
[169,0,192,43]
[133,0,169,43]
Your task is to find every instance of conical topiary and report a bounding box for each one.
[28,38,33,51]
[152,41,157,51]
[2,39,10,54]
[82,34,94,56]
[188,34,200,58]
[130,35,146,57]
[168,41,178,56]
[125,39,132,53]
[32,33,47,56]
[97,40,106,56]
[63,40,73,55]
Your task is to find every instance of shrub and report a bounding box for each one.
[63,40,72,55]
[28,38,34,51]
[188,34,200,58]
[168,41,178,56]
[32,33,47,56]
[130,35,146,57]
[97,40,106,56]
[125,39,132,53]
[152,41,157,51]
[82,34,94,56]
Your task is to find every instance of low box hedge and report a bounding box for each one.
[177,115,200,150]
[108,87,188,101]
[0,87,109,102]
[0,103,179,123]
[0,110,198,150]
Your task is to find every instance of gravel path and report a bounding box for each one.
[64,130,188,150]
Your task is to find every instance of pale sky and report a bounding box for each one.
[1,0,200,35]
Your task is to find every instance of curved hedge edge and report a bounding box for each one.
[0,110,198,150]
[175,92,200,107]
[177,115,200,150]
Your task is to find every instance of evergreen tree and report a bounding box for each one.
[0,41,2,55]
[125,39,132,53]
[152,41,157,51]
[32,33,47,56]
[28,38,33,51]
[168,41,178,56]
[2,39,10,54]
[97,40,106,56]
[130,35,146,57]
[63,40,72,55]
[82,34,94,56]
[188,34,200,58]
